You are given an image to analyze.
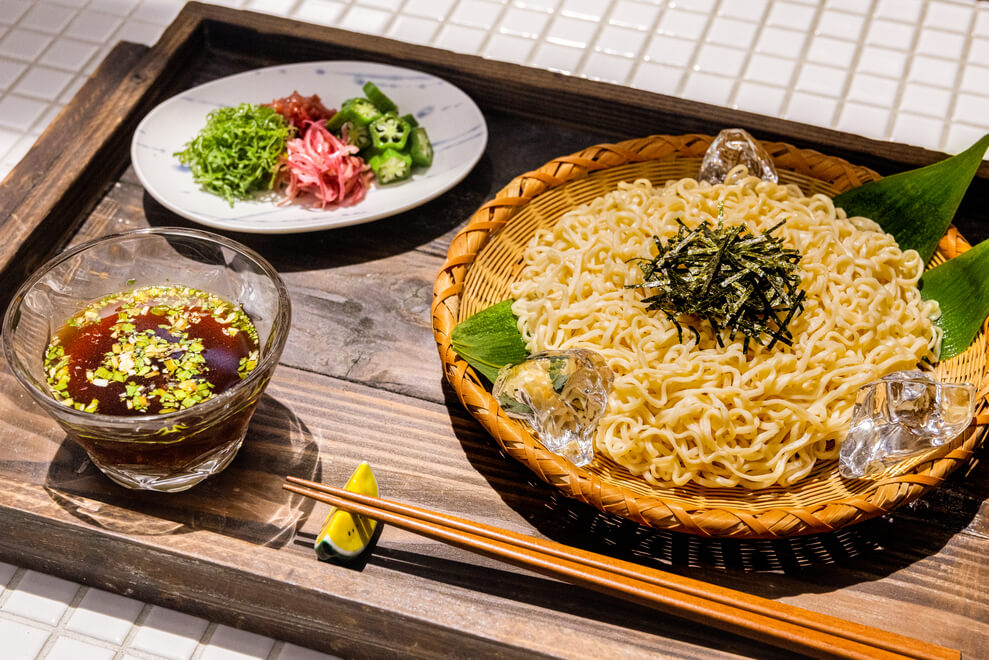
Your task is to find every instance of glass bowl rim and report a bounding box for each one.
[1,226,291,427]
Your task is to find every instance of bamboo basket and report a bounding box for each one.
[431,134,989,539]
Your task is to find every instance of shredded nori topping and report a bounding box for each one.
[630,209,805,351]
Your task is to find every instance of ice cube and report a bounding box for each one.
[839,371,976,478]
[492,349,614,467]
[699,128,778,184]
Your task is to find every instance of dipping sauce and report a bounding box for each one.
[44,285,259,416]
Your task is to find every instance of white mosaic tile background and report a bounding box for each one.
[0,0,987,657]
[0,0,987,181]
[0,562,336,660]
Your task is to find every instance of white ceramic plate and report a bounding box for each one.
[131,61,487,234]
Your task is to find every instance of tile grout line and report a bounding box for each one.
[353,0,404,37]
[784,0,835,125]
[828,0,878,137]
[189,621,219,660]
[118,601,155,657]
[0,0,139,163]
[724,0,773,112]
[0,566,28,607]
[671,2,720,101]
[938,1,978,150]
[520,1,565,73]
[882,0,929,144]
[620,0,668,88]
[35,582,89,659]
[569,1,615,81]
[469,0,513,62]
[0,1,42,166]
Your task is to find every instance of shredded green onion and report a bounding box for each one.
[174,103,292,206]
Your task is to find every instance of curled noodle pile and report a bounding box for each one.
[509,171,940,489]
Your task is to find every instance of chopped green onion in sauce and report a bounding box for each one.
[44,285,260,415]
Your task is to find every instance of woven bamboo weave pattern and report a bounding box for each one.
[431,134,988,539]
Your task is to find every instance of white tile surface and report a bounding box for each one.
[0,619,50,659]
[785,90,838,125]
[630,60,684,93]
[766,1,816,31]
[0,59,26,89]
[1,571,79,627]
[915,27,966,60]
[13,66,73,101]
[0,561,17,587]
[45,637,115,660]
[64,588,144,645]
[865,19,916,50]
[1,1,989,659]
[583,50,635,81]
[846,72,899,107]
[531,41,583,73]
[908,53,961,87]
[856,45,907,78]
[200,625,275,660]
[338,6,392,34]
[405,0,456,19]
[719,0,768,20]
[38,38,98,72]
[501,6,551,38]
[610,0,659,29]
[658,8,708,40]
[875,0,923,22]
[891,111,945,147]
[706,16,759,50]
[129,606,209,660]
[434,23,487,52]
[755,25,805,57]
[815,9,865,40]
[644,33,696,66]
[795,62,847,96]
[734,80,786,116]
[805,35,856,68]
[694,43,747,78]
[0,30,54,62]
[560,0,605,20]
[450,0,502,28]
[837,100,890,136]
[953,92,989,125]
[923,0,973,31]
[0,1,32,26]
[64,12,123,43]
[596,24,647,57]
[20,3,78,35]
[387,15,439,45]
[745,52,796,85]
[484,32,535,64]
[900,82,953,118]
[275,643,340,660]
[682,70,733,106]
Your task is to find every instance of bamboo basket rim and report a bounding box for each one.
[430,133,989,539]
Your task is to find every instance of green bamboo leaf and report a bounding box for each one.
[450,299,529,383]
[921,238,989,360]
[833,134,989,263]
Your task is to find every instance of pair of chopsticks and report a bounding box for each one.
[283,476,959,660]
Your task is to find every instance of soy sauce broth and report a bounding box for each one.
[44,285,260,416]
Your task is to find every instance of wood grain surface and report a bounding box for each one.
[0,4,985,658]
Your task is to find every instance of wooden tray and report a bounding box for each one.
[0,4,985,657]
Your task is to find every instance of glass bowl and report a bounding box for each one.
[2,227,291,492]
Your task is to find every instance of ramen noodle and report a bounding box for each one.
[509,170,940,489]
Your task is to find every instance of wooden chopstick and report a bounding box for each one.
[284,477,959,660]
